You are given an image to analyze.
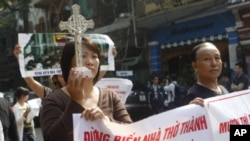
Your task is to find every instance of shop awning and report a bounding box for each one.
[160,33,228,49]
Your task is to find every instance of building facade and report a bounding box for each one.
[227,1,250,84]
[2,0,250,91]
[148,11,236,86]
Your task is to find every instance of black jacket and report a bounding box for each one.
[0,98,19,141]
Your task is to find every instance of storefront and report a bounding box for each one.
[148,11,236,86]
[235,7,250,83]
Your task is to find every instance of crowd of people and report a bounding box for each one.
[146,73,186,114]
[24,49,62,71]
[147,42,249,113]
[0,40,249,141]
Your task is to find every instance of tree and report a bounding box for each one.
[0,0,31,91]
[0,0,30,30]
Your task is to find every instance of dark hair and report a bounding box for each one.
[60,36,101,84]
[14,87,29,101]
[235,62,245,72]
[52,75,63,88]
[151,75,159,80]
[169,73,177,81]
[191,42,216,62]
[235,62,243,69]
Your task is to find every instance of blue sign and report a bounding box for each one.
[152,11,236,44]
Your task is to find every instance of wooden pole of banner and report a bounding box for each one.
[59,4,94,67]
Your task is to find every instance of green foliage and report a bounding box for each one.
[0,0,30,28]
[0,0,30,11]
[0,12,16,28]
[0,0,16,11]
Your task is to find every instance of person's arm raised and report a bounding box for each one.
[13,44,45,99]
[24,77,45,99]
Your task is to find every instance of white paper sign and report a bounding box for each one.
[95,78,133,104]
[27,98,42,119]
[18,33,115,77]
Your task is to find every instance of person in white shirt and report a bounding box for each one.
[167,73,178,104]
[12,87,36,141]
[162,77,172,107]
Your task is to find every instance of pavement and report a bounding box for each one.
[35,128,44,141]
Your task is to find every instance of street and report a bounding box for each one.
[35,128,43,141]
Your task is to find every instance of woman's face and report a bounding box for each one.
[71,45,100,77]
[21,94,29,102]
[192,44,222,81]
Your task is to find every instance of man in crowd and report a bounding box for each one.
[147,75,166,114]
[231,62,249,91]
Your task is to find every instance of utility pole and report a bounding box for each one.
[131,0,138,47]
[23,0,29,33]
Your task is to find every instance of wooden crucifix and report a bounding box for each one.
[59,4,94,68]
